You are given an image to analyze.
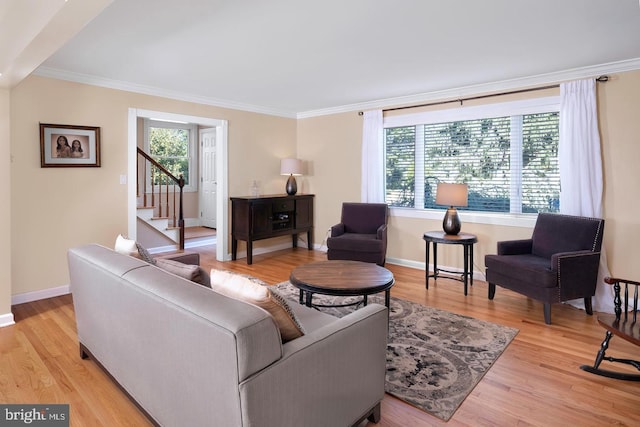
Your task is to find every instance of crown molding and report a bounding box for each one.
[33,67,298,118]
[34,58,640,120]
[296,58,640,119]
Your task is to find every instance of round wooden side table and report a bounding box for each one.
[423,230,478,295]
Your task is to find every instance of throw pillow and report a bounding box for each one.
[114,235,158,265]
[114,234,141,258]
[155,258,211,288]
[210,269,305,342]
[136,242,157,265]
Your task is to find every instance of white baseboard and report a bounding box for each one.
[148,236,217,254]
[384,257,486,281]
[12,285,70,306]
[184,218,201,227]
[185,236,216,249]
[0,312,15,328]
[386,256,425,270]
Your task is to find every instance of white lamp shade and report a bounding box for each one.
[280,158,303,176]
[435,183,468,207]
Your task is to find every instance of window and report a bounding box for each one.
[144,119,198,192]
[384,97,560,215]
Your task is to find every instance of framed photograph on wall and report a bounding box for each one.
[40,123,101,167]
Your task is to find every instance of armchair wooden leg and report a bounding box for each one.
[488,283,496,300]
[584,297,593,315]
[543,303,551,324]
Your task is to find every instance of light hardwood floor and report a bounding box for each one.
[2,247,639,426]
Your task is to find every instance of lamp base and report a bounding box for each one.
[285,175,297,195]
[442,207,461,235]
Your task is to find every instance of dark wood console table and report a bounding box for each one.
[231,194,314,264]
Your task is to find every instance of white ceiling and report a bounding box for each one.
[3,0,640,117]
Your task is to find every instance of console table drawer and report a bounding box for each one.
[273,200,294,212]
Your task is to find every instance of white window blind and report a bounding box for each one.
[385,126,416,207]
[384,97,560,214]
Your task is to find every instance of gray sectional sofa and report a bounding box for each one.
[68,244,388,427]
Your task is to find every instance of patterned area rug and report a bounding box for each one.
[274,281,518,421]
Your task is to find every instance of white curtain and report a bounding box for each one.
[361,110,385,202]
[559,78,612,313]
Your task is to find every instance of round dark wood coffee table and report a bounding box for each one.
[289,260,395,308]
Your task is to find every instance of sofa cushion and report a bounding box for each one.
[326,233,383,253]
[155,258,211,288]
[485,253,557,288]
[210,269,304,342]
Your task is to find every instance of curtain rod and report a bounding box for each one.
[357,75,609,115]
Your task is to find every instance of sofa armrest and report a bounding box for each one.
[239,304,388,427]
[376,223,387,240]
[330,223,345,237]
[553,250,601,300]
[497,239,533,255]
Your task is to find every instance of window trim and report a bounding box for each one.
[143,118,198,192]
[390,206,538,228]
[383,96,560,128]
[384,96,560,228]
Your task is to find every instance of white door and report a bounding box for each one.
[200,128,217,228]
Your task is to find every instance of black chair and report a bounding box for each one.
[581,276,640,381]
[326,203,389,266]
[485,213,605,324]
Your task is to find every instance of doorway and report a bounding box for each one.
[127,108,229,262]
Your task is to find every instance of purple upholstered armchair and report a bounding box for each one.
[327,203,389,266]
[485,213,605,324]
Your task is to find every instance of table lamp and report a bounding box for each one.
[435,183,468,235]
[280,158,303,195]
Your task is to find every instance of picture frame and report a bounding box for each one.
[40,123,101,167]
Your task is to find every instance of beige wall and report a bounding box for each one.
[0,89,11,319]
[4,70,640,315]
[297,112,363,245]
[9,75,296,298]
[297,70,640,279]
[598,71,640,276]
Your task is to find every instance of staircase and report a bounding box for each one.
[136,205,181,243]
[136,147,185,249]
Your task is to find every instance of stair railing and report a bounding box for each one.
[137,147,185,249]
